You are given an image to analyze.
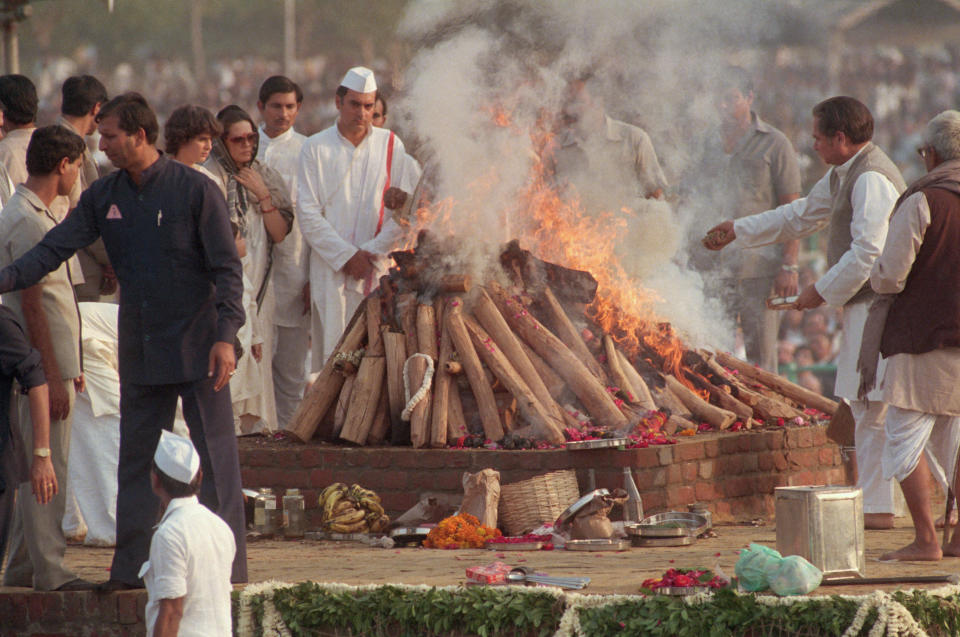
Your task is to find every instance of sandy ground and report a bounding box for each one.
[14,516,959,597]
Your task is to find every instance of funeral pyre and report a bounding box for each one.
[286,231,837,448]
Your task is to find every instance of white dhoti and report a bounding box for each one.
[836,299,896,514]
[883,405,960,484]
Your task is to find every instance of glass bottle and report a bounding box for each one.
[282,488,306,538]
[254,488,279,536]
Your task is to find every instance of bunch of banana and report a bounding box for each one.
[317,482,390,534]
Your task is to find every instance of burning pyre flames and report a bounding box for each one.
[408,107,700,394]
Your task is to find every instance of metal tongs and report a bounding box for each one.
[506,566,590,590]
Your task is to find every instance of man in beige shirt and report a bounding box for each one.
[0,125,92,590]
[50,75,116,302]
[0,74,38,187]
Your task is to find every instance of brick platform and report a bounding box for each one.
[0,589,147,637]
[240,424,845,527]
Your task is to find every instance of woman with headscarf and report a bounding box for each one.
[204,105,293,434]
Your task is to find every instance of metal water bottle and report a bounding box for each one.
[282,488,306,538]
[622,467,644,523]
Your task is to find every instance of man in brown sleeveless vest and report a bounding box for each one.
[867,110,960,561]
[703,97,906,530]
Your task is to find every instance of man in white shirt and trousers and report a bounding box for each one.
[141,430,234,637]
[704,96,906,530]
[256,76,309,430]
[297,66,420,371]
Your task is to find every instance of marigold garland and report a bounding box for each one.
[423,513,502,549]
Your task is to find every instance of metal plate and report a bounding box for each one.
[638,512,710,537]
[555,489,609,529]
[565,438,629,451]
[565,538,631,551]
[632,535,695,548]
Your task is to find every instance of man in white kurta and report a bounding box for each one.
[867,110,960,561]
[256,76,309,429]
[704,97,904,529]
[297,67,420,370]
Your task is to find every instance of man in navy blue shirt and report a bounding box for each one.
[0,93,247,588]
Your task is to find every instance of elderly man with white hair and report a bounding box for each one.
[297,66,420,370]
[864,110,960,561]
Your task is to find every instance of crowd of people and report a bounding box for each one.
[0,41,960,634]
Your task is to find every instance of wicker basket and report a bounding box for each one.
[498,470,580,536]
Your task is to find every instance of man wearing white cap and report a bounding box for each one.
[141,431,234,637]
[297,66,421,370]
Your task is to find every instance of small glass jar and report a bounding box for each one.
[253,488,280,536]
[282,488,306,538]
[688,501,712,528]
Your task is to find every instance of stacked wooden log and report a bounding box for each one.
[286,237,838,446]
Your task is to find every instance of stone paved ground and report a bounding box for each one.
[20,516,960,597]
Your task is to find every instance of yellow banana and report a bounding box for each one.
[321,484,348,520]
[329,508,366,525]
[369,514,390,533]
[329,519,368,533]
[332,500,355,516]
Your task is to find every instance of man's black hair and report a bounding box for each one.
[25,125,86,176]
[61,75,108,118]
[151,460,201,498]
[96,92,159,145]
[0,74,38,126]
[258,75,303,105]
[813,96,873,144]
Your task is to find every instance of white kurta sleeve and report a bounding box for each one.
[732,171,833,247]
[870,191,930,295]
[296,142,358,272]
[359,140,418,257]
[815,171,901,306]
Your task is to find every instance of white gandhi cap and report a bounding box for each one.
[340,66,377,94]
[154,430,200,484]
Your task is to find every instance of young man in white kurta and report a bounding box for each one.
[704,98,903,528]
[256,77,309,429]
[297,67,419,370]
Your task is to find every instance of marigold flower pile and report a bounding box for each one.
[423,513,502,549]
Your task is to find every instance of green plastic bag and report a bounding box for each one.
[734,543,783,592]
[768,555,823,596]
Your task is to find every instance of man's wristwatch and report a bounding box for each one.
[33,447,51,458]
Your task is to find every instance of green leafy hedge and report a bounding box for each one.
[233,582,960,637]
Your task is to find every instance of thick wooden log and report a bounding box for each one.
[518,340,566,401]
[616,349,657,411]
[664,375,737,430]
[693,373,754,423]
[604,336,637,404]
[406,303,437,448]
[499,239,598,304]
[447,385,468,439]
[430,315,454,448]
[539,286,608,382]
[714,350,838,416]
[464,317,565,444]
[366,389,391,444]
[287,305,367,442]
[332,375,356,439]
[339,355,386,445]
[474,287,564,422]
[488,282,627,429]
[382,329,407,429]
[665,414,697,435]
[397,293,420,359]
[445,298,505,441]
[699,351,804,421]
[366,296,384,356]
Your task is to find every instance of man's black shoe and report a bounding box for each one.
[95,579,143,592]
[55,578,97,591]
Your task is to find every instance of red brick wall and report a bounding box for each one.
[0,589,146,637]
[240,425,843,527]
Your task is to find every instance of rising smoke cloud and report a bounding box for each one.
[393,0,818,352]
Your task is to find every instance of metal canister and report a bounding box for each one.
[253,488,280,536]
[282,488,306,538]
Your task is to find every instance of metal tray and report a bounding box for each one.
[637,512,710,537]
[565,538,630,551]
[555,489,609,529]
[631,535,695,548]
[565,438,629,451]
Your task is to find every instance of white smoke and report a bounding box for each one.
[393,0,815,352]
